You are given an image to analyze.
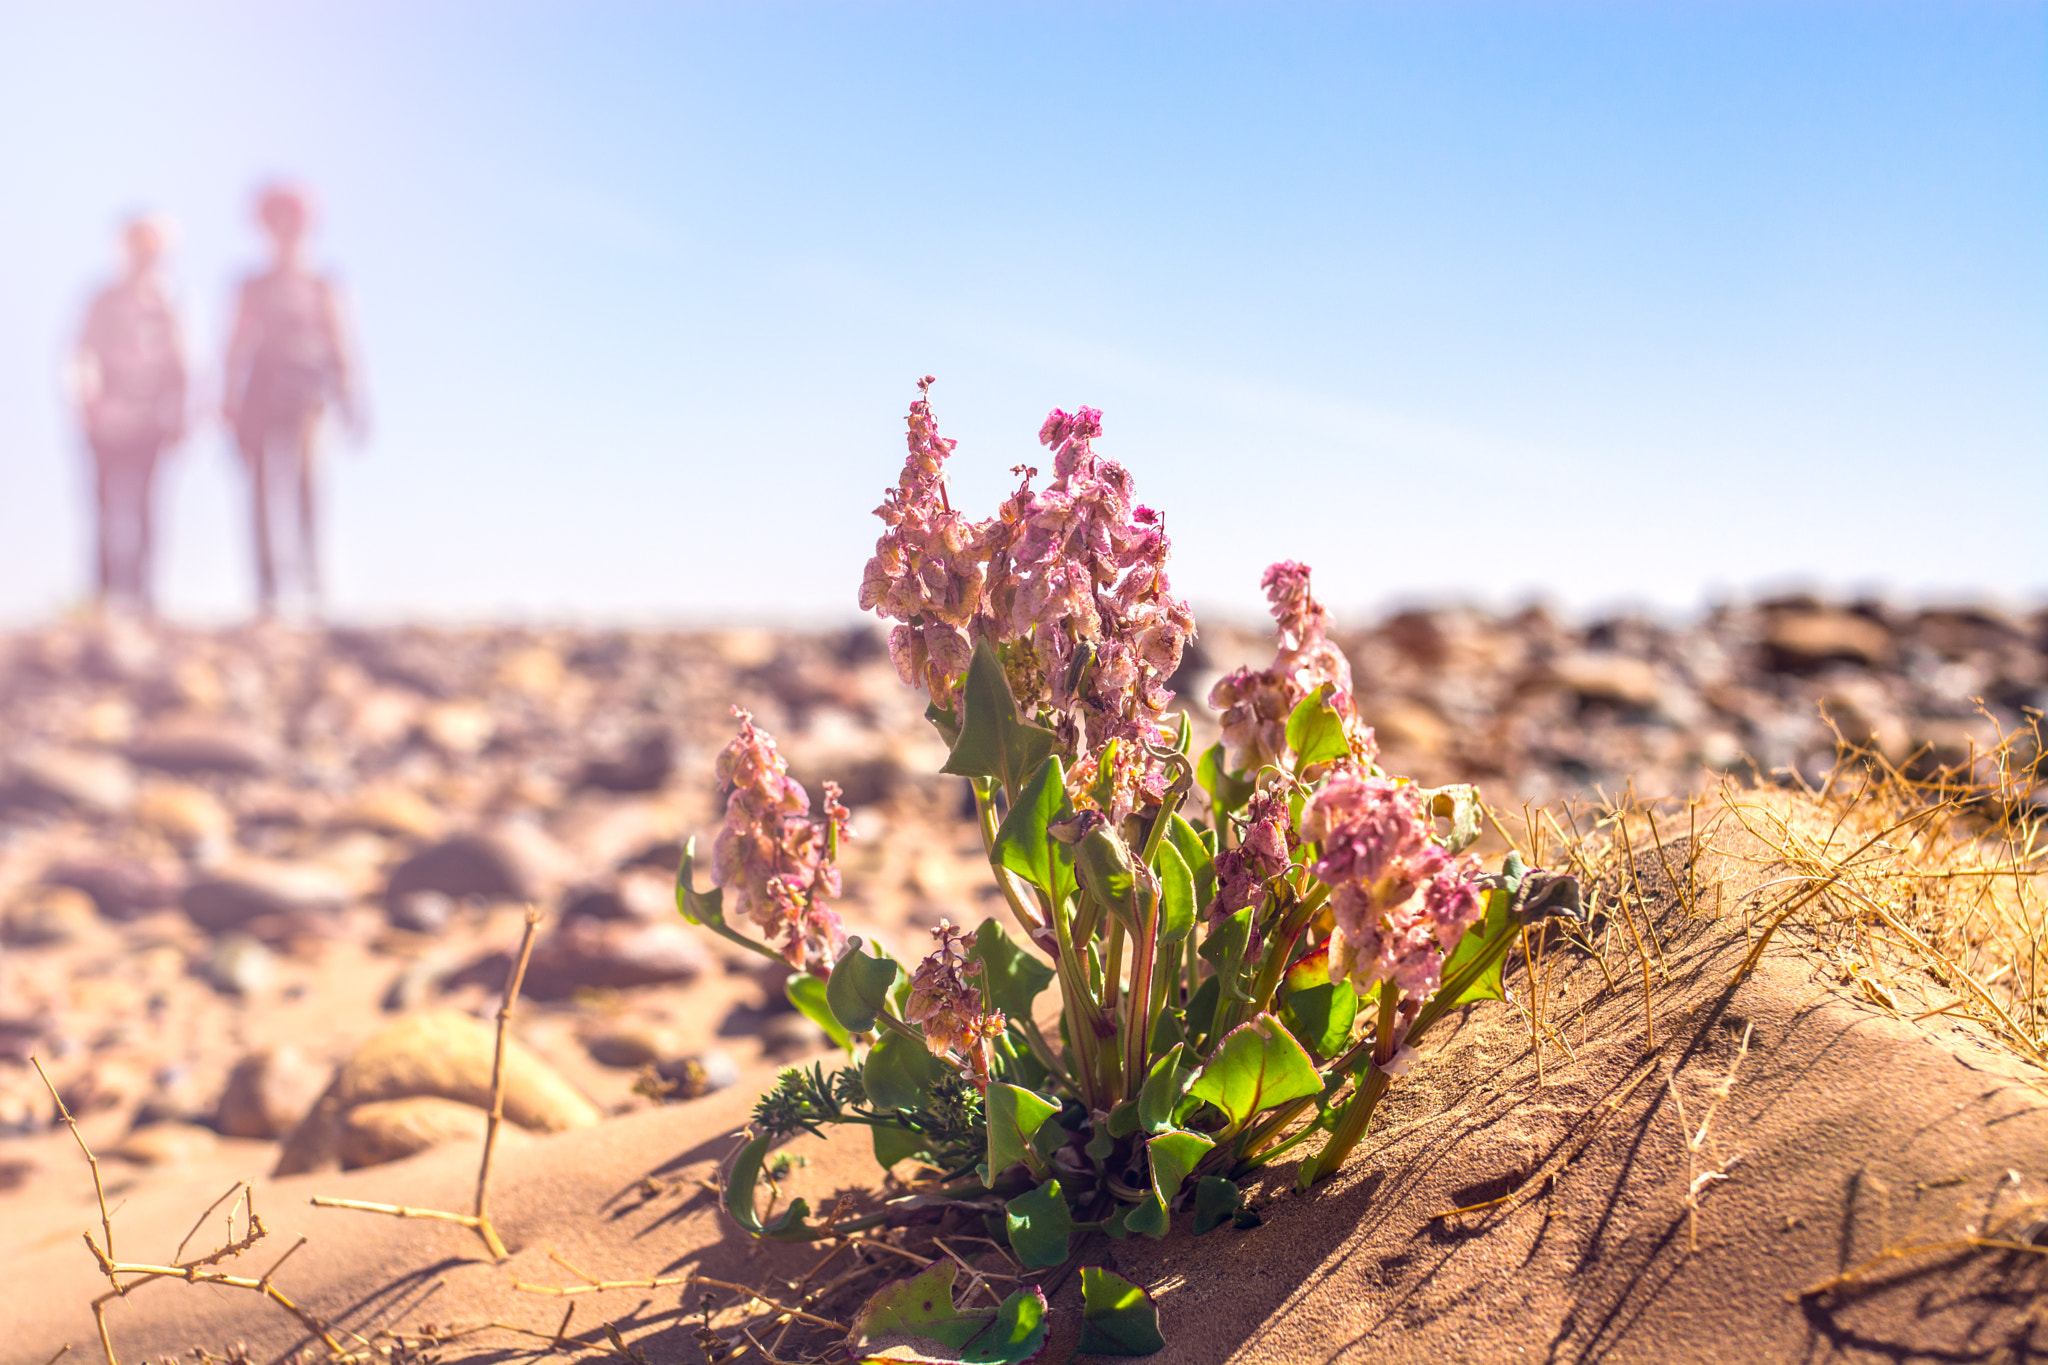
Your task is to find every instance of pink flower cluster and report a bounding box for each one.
[859,377,987,705]
[1208,561,1373,777]
[709,707,850,973]
[903,919,1005,1087]
[858,381,1196,804]
[1213,788,1293,915]
[1301,772,1482,1003]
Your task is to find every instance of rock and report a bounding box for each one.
[131,1063,214,1127]
[1543,653,1664,711]
[1371,699,1449,757]
[44,856,182,920]
[2,746,137,816]
[136,780,234,850]
[583,1025,680,1070]
[337,1096,512,1169]
[0,1014,55,1065]
[274,1009,600,1175]
[200,934,275,996]
[388,890,456,934]
[522,920,708,999]
[381,952,460,1012]
[559,869,673,925]
[181,860,352,935]
[577,732,673,793]
[1763,610,1892,673]
[1,885,100,946]
[44,859,180,925]
[214,1046,330,1139]
[79,697,137,745]
[385,833,533,907]
[127,722,276,777]
[422,701,497,758]
[655,1048,739,1099]
[337,784,446,841]
[495,644,566,699]
[759,1012,829,1061]
[111,1121,218,1166]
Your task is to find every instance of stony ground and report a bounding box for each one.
[0,597,2041,1205]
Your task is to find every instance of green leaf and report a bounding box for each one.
[992,756,1077,907]
[848,1259,1049,1365]
[872,1124,933,1171]
[724,1131,821,1241]
[985,1083,1060,1182]
[1421,783,1484,854]
[1003,1180,1075,1270]
[827,937,904,1035]
[1105,1099,1140,1138]
[1282,943,1332,993]
[969,917,1056,1027]
[1433,885,1514,1009]
[1192,1175,1244,1235]
[1124,1128,1214,1238]
[1164,814,1217,914]
[1199,906,1255,1004]
[864,1030,943,1112]
[1284,683,1351,769]
[941,639,1058,799]
[1075,826,1139,932]
[785,973,854,1055]
[1078,1266,1165,1356]
[1136,1043,1192,1135]
[1195,742,1255,815]
[1184,976,1220,1042]
[925,699,962,749]
[1279,980,1358,1061]
[1187,1014,1323,1134]
[1149,841,1196,945]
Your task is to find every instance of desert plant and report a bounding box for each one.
[676,380,1580,1355]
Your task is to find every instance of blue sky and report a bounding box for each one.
[0,2,2041,626]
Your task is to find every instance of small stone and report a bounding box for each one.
[1544,653,1664,711]
[111,1121,219,1166]
[584,1026,679,1070]
[128,722,276,777]
[495,645,565,699]
[3,746,137,816]
[182,861,352,936]
[760,1013,828,1061]
[656,1048,739,1099]
[215,1046,330,1139]
[521,920,708,999]
[388,890,456,935]
[338,784,446,841]
[385,833,533,907]
[137,780,234,850]
[1763,610,1892,673]
[1,884,100,946]
[202,934,276,995]
[577,732,673,793]
[337,1096,502,1169]
[275,1008,600,1175]
[422,701,497,758]
[42,856,181,920]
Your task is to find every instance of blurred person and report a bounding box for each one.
[70,214,188,614]
[221,182,364,618]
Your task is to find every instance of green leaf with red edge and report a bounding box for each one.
[1187,1013,1322,1133]
[1003,1178,1076,1269]
[984,1082,1060,1183]
[1079,1266,1166,1356]
[1284,683,1351,769]
[848,1259,1049,1364]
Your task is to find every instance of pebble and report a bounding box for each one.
[182,861,352,936]
[1763,610,1893,673]
[388,889,457,935]
[577,732,673,793]
[128,722,276,777]
[4,745,138,816]
[111,1121,219,1166]
[335,1096,495,1168]
[201,934,276,995]
[136,780,235,850]
[214,1045,331,1139]
[384,833,534,906]
[42,856,183,921]
[1,885,100,946]
[522,920,708,999]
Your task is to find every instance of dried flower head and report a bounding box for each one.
[1213,788,1294,915]
[903,919,1006,1086]
[709,708,849,972]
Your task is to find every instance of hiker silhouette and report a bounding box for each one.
[221,183,364,617]
[71,214,188,615]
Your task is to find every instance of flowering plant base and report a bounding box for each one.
[676,379,1583,1355]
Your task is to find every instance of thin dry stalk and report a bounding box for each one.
[311,905,543,1260]
[32,1058,115,1273]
